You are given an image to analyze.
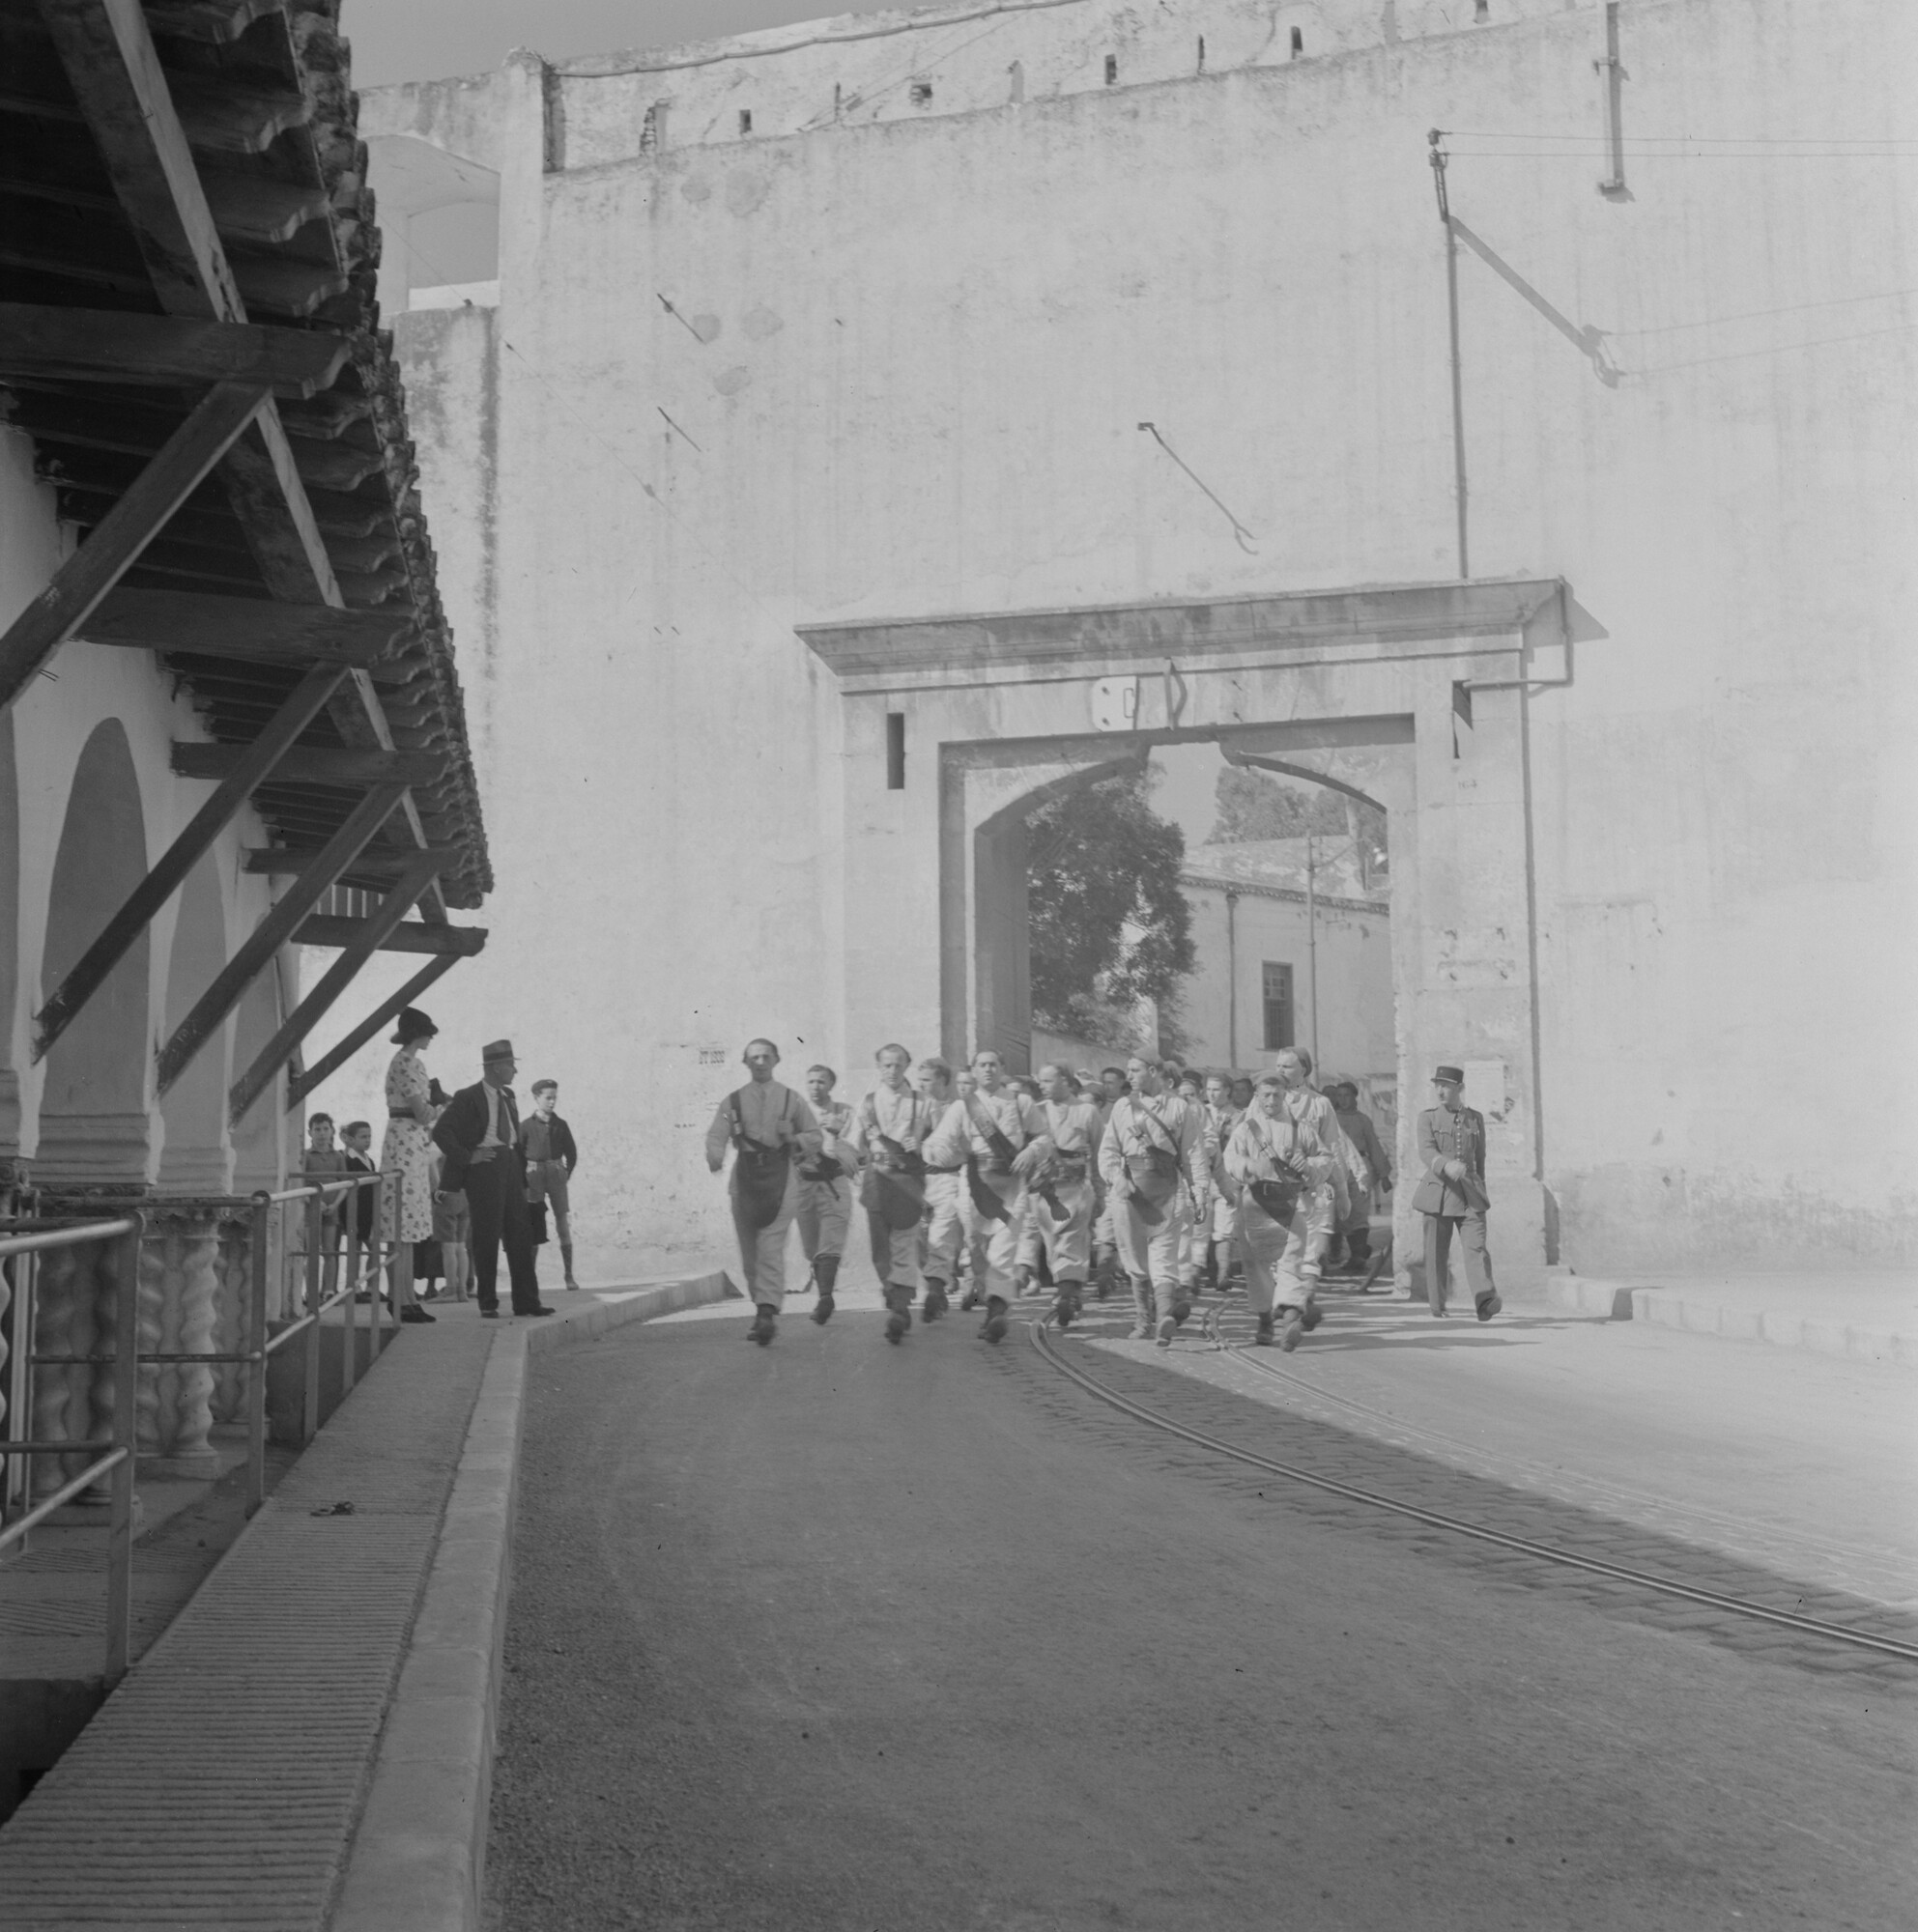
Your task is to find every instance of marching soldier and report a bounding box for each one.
[1270,1047,1345,1283]
[704,1039,822,1345]
[1089,1065,1128,1297]
[921,1049,1042,1343]
[1414,1065,1502,1321]
[1013,1063,1102,1328]
[857,1043,936,1341]
[794,1065,861,1325]
[1225,1071,1339,1350]
[1098,1056,1212,1347]
[1198,1070,1243,1291]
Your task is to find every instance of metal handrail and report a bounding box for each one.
[0,1213,142,1681]
[0,1175,397,1684]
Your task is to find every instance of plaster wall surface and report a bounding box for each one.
[365,0,1918,1280]
[1180,883,1393,1082]
[0,429,288,1190]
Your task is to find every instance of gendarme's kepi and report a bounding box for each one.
[1432,1064,1465,1085]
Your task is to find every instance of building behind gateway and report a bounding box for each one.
[361,0,1916,1288]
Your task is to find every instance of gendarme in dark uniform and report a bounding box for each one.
[1411,1064,1502,1321]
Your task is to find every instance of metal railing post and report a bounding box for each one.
[103,1212,143,1685]
[340,1179,360,1397]
[301,1191,322,1446]
[245,1191,270,1516]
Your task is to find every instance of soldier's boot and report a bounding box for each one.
[810,1254,839,1325]
[1278,1306,1305,1352]
[958,1267,982,1313]
[1012,1264,1037,1300]
[1254,1310,1276,1347]
[1474,1290,1503,1321]
[1092,1243,1118,1300]
[1049,1281,1083,1329]
[1157,1288,1191,1350]
[746,1304,778,1346]
[561,1241,581,1291]
[883,1284,913,1343]
[921,1278,949,1322]
[1128,1276,1157,1342]
[1298,1267,1324,1331]
[980,1295,1011,1344]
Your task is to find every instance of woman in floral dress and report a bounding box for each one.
[380,1007,440,1323]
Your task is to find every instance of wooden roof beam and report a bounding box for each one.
[36,0,448,918]
[82,584,410,666]
[290,917,487,958]
[157,781,408,1096]
[286,951,467,1110]
[171,742,444,788]
[228,848,446,1123]
[33,661,344,1061]
[0,379,268,708]
[244,843,462,876]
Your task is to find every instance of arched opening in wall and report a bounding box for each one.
[157,853,232,1194]
[228,961,287,1194]
[964,725,1411,1266]
[37,720,152,1190]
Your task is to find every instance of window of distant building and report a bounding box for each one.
[1262,961,1295,1050]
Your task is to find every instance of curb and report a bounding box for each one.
[327,1271,733,1932]
[1523,1273,1917,1368]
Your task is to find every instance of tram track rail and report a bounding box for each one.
[1027,1309,1918,1667]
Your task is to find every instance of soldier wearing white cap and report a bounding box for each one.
[1225,1071,1338,1350]
[1098,1056,1212,1346]
[920,1049,1042,1343]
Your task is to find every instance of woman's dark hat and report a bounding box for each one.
[391,1008,438,1045]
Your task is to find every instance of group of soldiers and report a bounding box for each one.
[703,1035,1462,1352]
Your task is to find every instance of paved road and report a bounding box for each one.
[486,1301,1917,1931]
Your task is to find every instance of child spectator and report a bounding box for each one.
[301,1112,348,1296]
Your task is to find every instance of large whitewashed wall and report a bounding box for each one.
[367,0,1917,1280]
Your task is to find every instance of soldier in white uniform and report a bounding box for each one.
[1197,1070,1243,1290]
[1098,1056,1212,1347]
[857,1043,936,1342]
[1013,1063,1103,1328]
[1089,1065,1128,1297]
[703,1039,822,1345]
[917,1057,970,1313]
[794,1065,862,1325]
[1226,1067,1339,1350]
[921,1049,1042,1343]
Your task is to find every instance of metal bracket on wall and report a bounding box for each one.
[1595,2,1629,200]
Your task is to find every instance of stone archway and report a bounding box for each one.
[801,576,1567,1287]
[37,719,152,1189]
[157,853,232,1195]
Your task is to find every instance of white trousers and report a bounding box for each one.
[1240,1183,1335,1315]
[1017,1175,1096,1284]
[1114,1188,1191,1296]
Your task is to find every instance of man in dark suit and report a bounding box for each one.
[433,1038,553,1321]
[1411,1064,1502,1321]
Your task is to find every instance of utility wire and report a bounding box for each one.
[1136,423,1258,554]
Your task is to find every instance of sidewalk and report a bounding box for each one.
[0,1275,729,1932]
[1522,1267,1918,1367]
[1100,1281,1918,1610]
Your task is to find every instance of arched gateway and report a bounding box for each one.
[801,577,1567,1287]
